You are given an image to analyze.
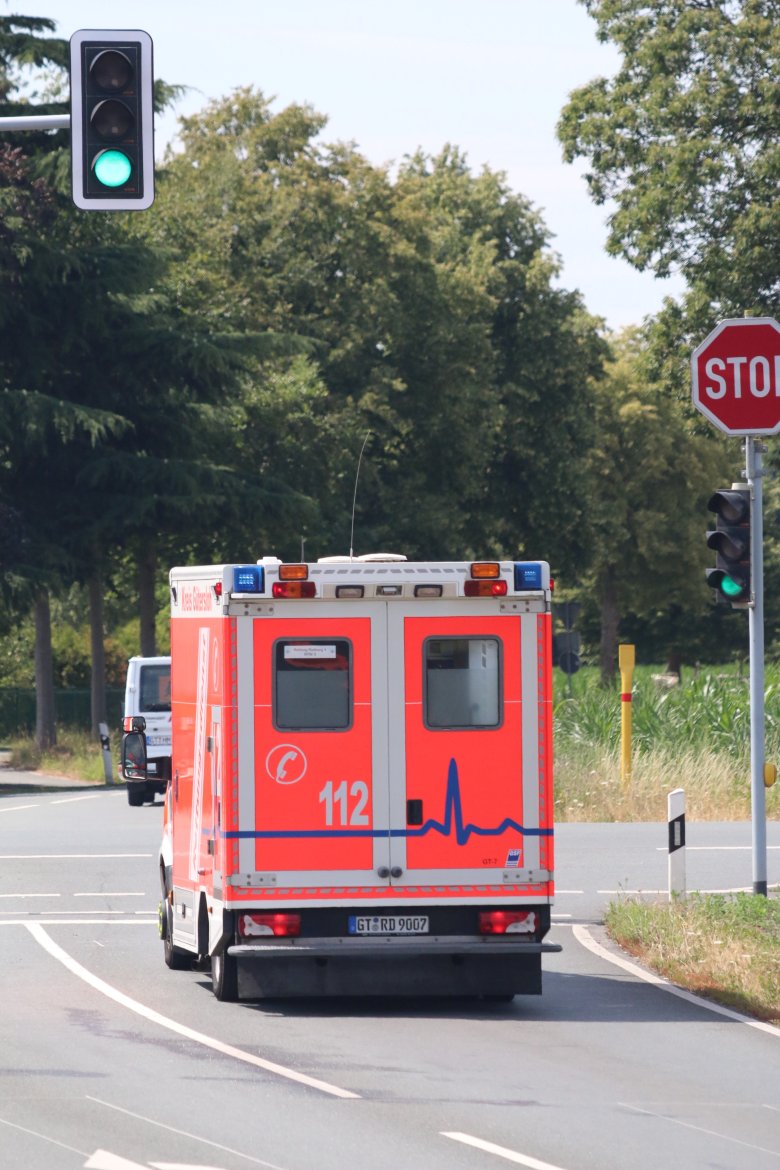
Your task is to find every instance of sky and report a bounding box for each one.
[27,0,686,330]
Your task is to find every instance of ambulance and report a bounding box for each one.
[143,553,561,1000]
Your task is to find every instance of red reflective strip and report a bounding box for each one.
[621,692,632,702]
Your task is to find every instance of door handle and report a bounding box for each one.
[377,866,390,879]
[406,799,423,825]
[390,867,403,879]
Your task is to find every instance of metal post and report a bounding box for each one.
[0,114,70,131]
[745,436,768,895]
[619,643,635,787]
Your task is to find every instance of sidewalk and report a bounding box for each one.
[0,766,118,793]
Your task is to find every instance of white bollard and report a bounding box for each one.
[668,787,686,901]
[98,722,114,785]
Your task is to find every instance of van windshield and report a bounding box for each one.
[139,665,171,712]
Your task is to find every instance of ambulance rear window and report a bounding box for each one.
[139,665,171,713]
[273,640,352,730]
[424,637,501,729]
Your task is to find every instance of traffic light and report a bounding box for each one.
[70,30,154,210]
[706,487,751,605]
[553,601,582,675]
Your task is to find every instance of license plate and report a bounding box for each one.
[348,915,429,935]
[147,736,171,746]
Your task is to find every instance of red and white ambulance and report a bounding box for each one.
[154,553,560,1000]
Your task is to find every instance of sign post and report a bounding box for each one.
[692,317,780,896]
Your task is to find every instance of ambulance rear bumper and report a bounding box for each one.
[227,937,562,998]
[229,938,561,958]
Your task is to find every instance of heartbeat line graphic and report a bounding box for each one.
[226,758,551,841]
[405,757,526,844]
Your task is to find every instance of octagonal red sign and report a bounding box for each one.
[691,317,780,436]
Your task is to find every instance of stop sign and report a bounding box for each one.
[691,317,780,436]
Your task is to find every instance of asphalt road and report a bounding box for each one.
[1,784,778,1170]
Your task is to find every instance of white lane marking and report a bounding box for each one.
[621,1103,780,1160]
[573,924,780,1038]
[0,853,153,859]
[88,1097,292,1169]
[0,912,154,921]
[553,890,583,894]
[598,884,757,893]
[152,1163,230,1170]
[0,892,60,899]
[442,1132,569,1169]
[29,925,359,1099]
[0,803,38,813]
[85,1151,148,1169]
[655,845,780,851]
[74,892,146,898]
[0,1114,87,1157]
[50,794,101,805]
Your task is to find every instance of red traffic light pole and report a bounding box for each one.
[692,318,779,896]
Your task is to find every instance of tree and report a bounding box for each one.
[582,328,732,680]
[151,90,606,569]
[557,0,780,316]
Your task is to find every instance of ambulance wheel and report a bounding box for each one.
[163,898,190,970]
[127,785,145,807]
[211,949,238,1001]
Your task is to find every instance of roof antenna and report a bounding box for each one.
[349,431,371,561]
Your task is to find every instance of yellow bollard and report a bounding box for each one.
[619,644,635,787]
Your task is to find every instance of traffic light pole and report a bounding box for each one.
[0,114,70,130]
[745,435,768,896]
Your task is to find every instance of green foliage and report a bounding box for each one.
[605,891,780,1023]
[559,0,780,315]
[555,662,780,761]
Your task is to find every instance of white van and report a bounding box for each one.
[122,655,171,806]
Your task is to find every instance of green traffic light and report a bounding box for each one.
[92,149,132,188]
[720,574,745,598]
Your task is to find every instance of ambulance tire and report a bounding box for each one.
[163,898,190,970]
[211,949,238,1001]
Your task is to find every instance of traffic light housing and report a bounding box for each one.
[70,29,154,210]
[706,487,751,605]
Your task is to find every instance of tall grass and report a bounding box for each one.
[554,664,780,821]
[606,892,780,1023]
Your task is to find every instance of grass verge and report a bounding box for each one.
[605,892,780,1025]
[5,728,114,783]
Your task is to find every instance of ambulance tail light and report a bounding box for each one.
[238,912,301,938]
[478,910,537,935]
[465,580,507,597]
[336,585,365,598]
[272,581,316,599]
[414,584,443,598]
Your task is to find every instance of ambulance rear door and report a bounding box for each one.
[386,601,552,890]
[238,604,392,888]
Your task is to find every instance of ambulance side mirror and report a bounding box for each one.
[122,730,148,779]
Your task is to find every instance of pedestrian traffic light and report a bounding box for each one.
[706,487,751,605]
[70,30,154,210]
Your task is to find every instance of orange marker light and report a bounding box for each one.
[470,562,500,579]
[279,564,308,580]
